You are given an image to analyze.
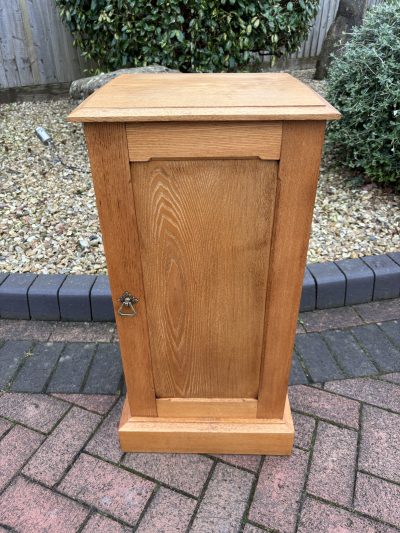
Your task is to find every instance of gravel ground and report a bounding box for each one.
[1,70,399,274]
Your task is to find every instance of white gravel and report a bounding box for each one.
[1,70,399,274]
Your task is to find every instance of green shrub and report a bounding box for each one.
[326,1,400,189]
[56,0,318,73]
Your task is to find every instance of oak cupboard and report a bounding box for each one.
[69,73,340,454]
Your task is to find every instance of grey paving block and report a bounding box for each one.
[84,343,122,394]
[308,263,346,309]
[335,258,374,305]
[388,252,400,267]
[295,332,345,383]
[0,273,37,319]
[351,324,400,372]
[300,268,316,312]
[59,275,96,322]
[91,275,114,322]
[361,255,400,301]
[322,329,378,378]
[378,320,400,349]
[0,340,32,389]
[0,273,9,286]
[290,351,309,385]
[47,343,96,393]
[11,342,64,393]
[28,274,66,321]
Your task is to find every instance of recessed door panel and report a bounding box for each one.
[131,159,278,398]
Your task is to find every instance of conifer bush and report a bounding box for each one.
[326,2,400,189]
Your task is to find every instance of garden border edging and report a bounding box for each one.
[0,253,399,322]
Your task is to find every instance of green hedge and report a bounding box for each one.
[56,0,318,72]
[326,2,400,189]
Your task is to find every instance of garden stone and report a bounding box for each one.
[78,238,90,250]
[69,65,178,100]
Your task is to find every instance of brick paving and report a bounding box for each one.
[0,299,398,531]
[0,302,398,395]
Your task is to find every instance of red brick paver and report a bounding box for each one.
[380,372,400,385]
[0,392,69,432]
[249,448,308,533]
[293,412,316,450]
[0,476,88,532]
[51,393,117,414]
[191,462,254,533]
[50,322,115,343]
[0,370,399,531]
[59,453,155,524]
[213,453,261,472]
[123,452,213,497]
[307,422,358,506]
[85,399,124,463]
[0,417,12,438]
[243,525,265,533]
[23,406,100,486]
[354,299,400,323]
[298,497,398,533]
[359,405,400,484]
[82,513,130,533]
[0,320,55,341]
[355,472,400,528]
[299,306,364,332]
[0,425,43,490]
[325,377,400,413]
[136,487,197,533]
[289,384,360,429]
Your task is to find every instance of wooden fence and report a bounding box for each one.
[289,0,382,61]
[0,0,384,89]
[0,0,87,89]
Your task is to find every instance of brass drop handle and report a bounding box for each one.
[118,292,139,317]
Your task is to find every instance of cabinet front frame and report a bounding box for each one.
[84,120,325,420]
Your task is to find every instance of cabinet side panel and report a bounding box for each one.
[84,123,157,417]
[132,159,278,398]
[257,121,326,419]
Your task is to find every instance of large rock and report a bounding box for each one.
[70,65,178,99]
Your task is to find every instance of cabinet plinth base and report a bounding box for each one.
[118,396,294,455]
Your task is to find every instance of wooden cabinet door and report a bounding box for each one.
[85,121,324,419]
[131,158,278,399]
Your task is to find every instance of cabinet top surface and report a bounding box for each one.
[68,72,340,122]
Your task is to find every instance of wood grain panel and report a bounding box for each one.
[257,121,326,419]
[131,159,278,399]
[126,122,282,161]
[84,123,157,417]
[156,398,258,418]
